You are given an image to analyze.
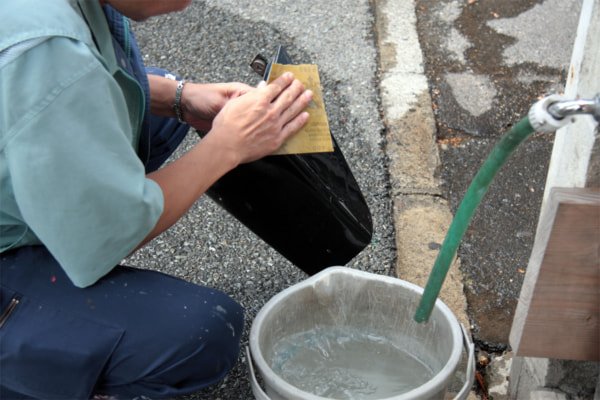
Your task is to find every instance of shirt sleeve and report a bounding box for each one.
[3,37,163,288]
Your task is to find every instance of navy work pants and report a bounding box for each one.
[0,69,244,399]
[0,248,244,399]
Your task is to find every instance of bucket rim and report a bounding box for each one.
[249,266,464,400]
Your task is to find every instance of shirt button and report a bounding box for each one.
[121,58,127,68]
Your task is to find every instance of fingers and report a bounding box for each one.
[262,72,295,102]
[280,111,310,140]
[227,82,254,98]
[273,78,305,109]
[208,72,313,163]
[262,73,312,119]
[263,74,313,144]
[280,88,313,126]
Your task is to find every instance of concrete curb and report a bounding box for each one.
[374,1,477,397]
[374,0,471,333]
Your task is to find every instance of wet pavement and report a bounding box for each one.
[415,0,582,351]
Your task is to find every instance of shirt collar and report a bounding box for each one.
[77,0,119,73]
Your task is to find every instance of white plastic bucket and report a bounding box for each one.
[248,267,474,400]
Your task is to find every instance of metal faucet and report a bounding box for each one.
[548,94,600,122]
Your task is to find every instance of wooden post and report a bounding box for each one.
[509,188,600,361]
[509,0,600,397]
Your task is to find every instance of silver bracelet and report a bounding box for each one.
[174,79,187,124]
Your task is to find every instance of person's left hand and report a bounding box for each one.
[181,82,253,132]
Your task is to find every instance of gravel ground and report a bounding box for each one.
[126,1,395,398]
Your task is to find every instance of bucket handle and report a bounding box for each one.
[454,323,476,400]
[246,324,476,400]
[247,346,271,400]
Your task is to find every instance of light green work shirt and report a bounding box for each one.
[0,0,164,287]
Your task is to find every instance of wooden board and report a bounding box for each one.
[510,187,600,361]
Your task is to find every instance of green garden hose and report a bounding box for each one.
[413,94,599,322]
[414,116,536,323]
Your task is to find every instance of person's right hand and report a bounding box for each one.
[140,72,312,250]
[206,72,313,166]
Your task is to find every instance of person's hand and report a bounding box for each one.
[181,82,252,132]
[206,72,313,166]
